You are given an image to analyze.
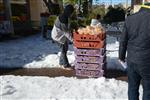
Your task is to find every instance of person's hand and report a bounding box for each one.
[118,59,127,69]
[118,59,125,63]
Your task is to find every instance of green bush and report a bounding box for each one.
[47,15,57,29]
[91,6,105,18]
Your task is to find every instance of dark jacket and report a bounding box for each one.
[119,7,150,65]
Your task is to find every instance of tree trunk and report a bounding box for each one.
[88,0,93,13]
[43,0,60,15]
[131,0,134,9]
[89,0,93,5]
[3,0,14,33]
[26,0,31,21]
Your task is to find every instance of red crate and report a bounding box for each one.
[73,32,105,41]
[74,40,104,49]
[75,69,104,78]
[75,62,104,70]
[74,47,105,56]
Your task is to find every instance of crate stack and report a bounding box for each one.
[74,31,106,78]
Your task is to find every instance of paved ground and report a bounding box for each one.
[0,67,127,81]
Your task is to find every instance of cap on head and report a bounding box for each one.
[64,4,74,17]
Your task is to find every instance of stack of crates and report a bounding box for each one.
[74,32,106,78]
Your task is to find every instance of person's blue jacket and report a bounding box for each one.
[119,7,150,65]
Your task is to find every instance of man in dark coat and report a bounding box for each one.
[119,1,150,100]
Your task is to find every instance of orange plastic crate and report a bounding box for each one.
[74,40,105,49]
[73,32,105,42]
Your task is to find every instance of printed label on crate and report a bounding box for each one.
[74,32,105,41]
[75,55,105,63]
[78,34,101,41]
[74,47,105,56]
[76,69,104,77]
[75,63,103,70]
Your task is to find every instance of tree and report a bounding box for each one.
[104,6,125,24]
[43,0,61,15]
[82,0,88,16]
[63,0,76,5]
[91,5,105,18]
[3,0,14,33]
[78,0,93,17]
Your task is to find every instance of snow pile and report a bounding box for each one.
[0,75,143,100]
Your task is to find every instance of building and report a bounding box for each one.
[0,0,48,34]
[29,0,47,27]
[0,0,147,35]
[131,0,142,13]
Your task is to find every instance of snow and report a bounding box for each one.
[0,34,121,70]
[0,34,75,68]
[0,33,143,99]
[0,75,143,100]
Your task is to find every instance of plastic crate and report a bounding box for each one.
[75,55,105,64]
[75,69,104,78]
[75,62,104,70]
[73,32,105,41]
[74,47,105,56]
[74,40,104,49]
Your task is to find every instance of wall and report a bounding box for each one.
[29,0,47,27]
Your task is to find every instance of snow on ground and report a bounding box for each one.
[0,34,75,68]
[0,75,143,100]
[106,35,125,70]
[0,33,122,70]
[0,33,143,100]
